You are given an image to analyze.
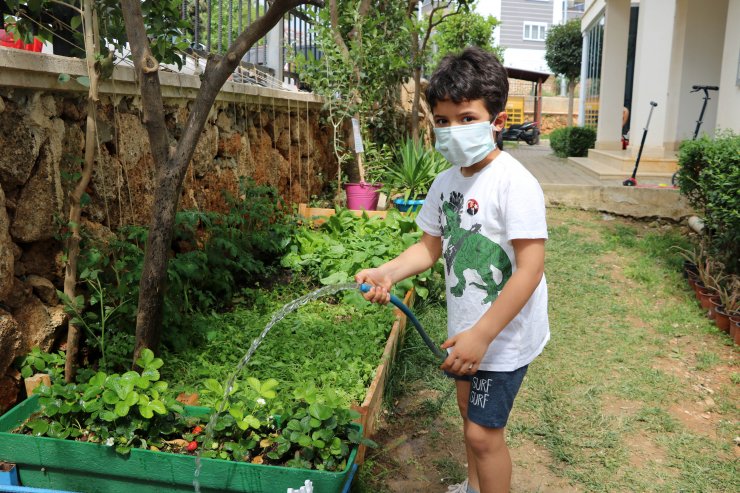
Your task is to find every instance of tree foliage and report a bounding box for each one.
[544,19,582,81]
[430,9,502,66]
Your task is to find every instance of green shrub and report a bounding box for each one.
[676,131,740,274]
[549,126,596,158]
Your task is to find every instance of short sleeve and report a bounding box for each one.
[503,167,548,241]
[415,174,444,237]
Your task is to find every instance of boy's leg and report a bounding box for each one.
[461,365,528,493]
[465,422,510,493]
[454,379,480,493]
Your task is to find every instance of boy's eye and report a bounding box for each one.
[462,116,476,123]
[434,118,449,126]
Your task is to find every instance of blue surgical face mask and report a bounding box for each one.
[433,121,497,167]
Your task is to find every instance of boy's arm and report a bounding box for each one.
[440,238,545,375]
[355,232,442,304]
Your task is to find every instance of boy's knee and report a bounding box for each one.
[465,423,505,456]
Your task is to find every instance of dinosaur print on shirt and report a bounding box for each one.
[440,191,512,304]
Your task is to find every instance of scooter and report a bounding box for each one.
[501,121,540,145]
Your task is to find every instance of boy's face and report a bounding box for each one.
[433,98,506,130]
[432,98,508,174]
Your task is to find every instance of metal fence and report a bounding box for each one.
[181,0,320,85]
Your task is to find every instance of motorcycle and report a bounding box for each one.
[500,121,540,146]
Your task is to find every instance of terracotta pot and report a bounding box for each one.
[698,289,715,310]
[683,260,698,279]
[730,317,740,345]
[714,306,731,333]
[692,280,705,300]
[707,296,722,320]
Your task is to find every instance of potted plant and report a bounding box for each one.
[385,137,449,212]
[715,275,739,334]
[0,349,367,492]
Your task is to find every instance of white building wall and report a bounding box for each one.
[716,0,740,132]
[672,0,727,143]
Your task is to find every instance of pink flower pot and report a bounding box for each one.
[344,182,382,211]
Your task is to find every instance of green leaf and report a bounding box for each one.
[203,378,223,395]
[138,404,154,419]
[75,76,90,88]
[141,368,160,382]
[149,399,167,415]
[70,15,81,31]
[136,348,155,368]
[114,401,130,417]
[308,403,333,421]
[26,419,49,436]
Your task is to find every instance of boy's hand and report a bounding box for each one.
[355,269,392,304]
[440,328,491,375]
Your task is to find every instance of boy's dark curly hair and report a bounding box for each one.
[425,46,509,120]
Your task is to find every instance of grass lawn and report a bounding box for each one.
[354,207,738,493]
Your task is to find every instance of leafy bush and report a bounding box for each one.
[549,126,596,157]
[282,208,444,300]
[75,179,295,367]
[676,131,740,274]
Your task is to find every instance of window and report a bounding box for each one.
[523,22,548,41]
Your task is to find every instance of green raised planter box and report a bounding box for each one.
[0,396,357,493]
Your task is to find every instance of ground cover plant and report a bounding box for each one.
[354,208,738,492]
[163,287,397,407]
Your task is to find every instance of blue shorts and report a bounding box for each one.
[446,365,528,429]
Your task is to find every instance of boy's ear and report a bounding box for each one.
[493,112,508,132]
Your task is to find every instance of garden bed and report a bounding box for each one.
[0,395,357,493]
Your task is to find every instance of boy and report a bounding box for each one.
[355,46,549,493]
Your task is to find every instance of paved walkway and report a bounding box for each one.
[506,142,693,220]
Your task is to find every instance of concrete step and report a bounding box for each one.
[586,148,678,173]
[569,157,675,182]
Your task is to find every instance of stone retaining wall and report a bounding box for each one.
[0,51,337,409]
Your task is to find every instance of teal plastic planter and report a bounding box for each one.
[393,198,424,212]
[0,396,357,493]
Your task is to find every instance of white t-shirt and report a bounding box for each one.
[416,151,549,371]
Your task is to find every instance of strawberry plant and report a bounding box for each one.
[22,349,184,454]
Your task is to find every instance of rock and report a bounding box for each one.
[10,118,65,242]
[18,239,63,281]
[0,309,22,372]
[2,277,32,310]
[14,297,67,352]
[0,374,20,413]
[26,275,58,305]
[0,114,44,189]
[81,218,116,246]
[0,186,14,301]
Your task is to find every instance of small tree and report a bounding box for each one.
[545,19,582,126]
[430,9,503,66]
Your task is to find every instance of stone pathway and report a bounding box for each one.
[506,142,693,220]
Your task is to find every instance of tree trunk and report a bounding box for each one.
[121,0,324,364]
[64,0,99,382]
[567,79,576,127]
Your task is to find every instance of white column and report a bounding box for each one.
[595,0,630,150]
[712,0,738,133]
[578,30,589,127]
[265,18,284,82]
[629,0,678,156]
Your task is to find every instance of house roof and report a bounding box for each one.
[506,67,551,82]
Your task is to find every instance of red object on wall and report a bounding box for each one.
[0,28,42,51]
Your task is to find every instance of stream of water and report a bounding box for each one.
[192,282,360,492]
